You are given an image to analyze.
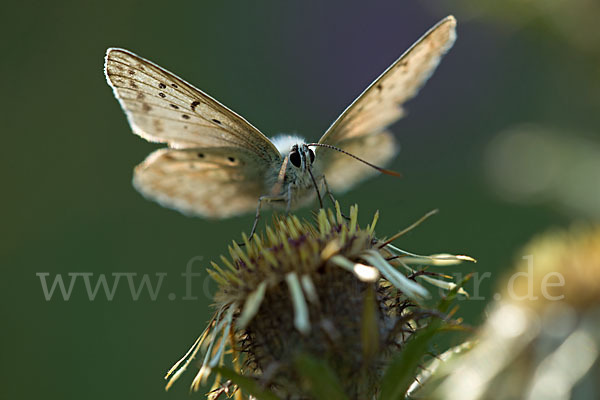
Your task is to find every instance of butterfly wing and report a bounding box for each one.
[133,147,267,218]
[104,48,280,161]
[315,131,399,193]
[105,48,282,217]
[315,16,456,191]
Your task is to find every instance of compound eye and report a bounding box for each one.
[308,148,315,164]
[289,150,301,168]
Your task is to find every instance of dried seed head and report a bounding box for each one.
[428,225,600,400]
[503,224,600,310]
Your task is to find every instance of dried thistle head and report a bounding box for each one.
[426,224,600,400]
[504,225,600,310]
[166,204,473,399]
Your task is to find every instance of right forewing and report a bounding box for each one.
[315,131,399,193]
[318,16,457,147]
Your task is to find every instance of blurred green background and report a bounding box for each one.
[3,0,599,398]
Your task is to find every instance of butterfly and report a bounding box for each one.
[104,16,456,231]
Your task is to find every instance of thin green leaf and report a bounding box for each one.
[379,275,472,399]
[294,353,349,400]
[361,285,379,361]
[437,274,472,313]
[379,320,442,400]
[406,341,476,397]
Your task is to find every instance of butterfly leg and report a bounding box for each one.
[321,175,337,207]
[285,183,293,214]
[307,167,324,209]
[248,194,287,241]
[321,176,350,220]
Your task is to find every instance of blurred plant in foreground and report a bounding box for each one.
[413,224,600,400]
[165,204,474,399]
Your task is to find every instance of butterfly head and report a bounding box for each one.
[288,144,315,172]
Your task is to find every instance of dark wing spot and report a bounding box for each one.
[190,101,200,111]
[158,92,166,98]
[376,83,383,91]
[171,83,178,88]
[129,80,138,89]
[227,156,235,163]
[170,104,179,109]
[142,103,152,112]
[212,119,222,125]
[136,92,145,100]
[152,118,163,132]
[182,114,190,119]
[158,83,166,89]
[197,153,205,158]
[128,69,135,75]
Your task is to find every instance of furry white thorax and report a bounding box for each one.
[262,134,318,208]
[271,134,307,156]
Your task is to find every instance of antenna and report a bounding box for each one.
[307,143,402,177]
[306,166,324,209]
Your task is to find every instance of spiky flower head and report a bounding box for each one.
[166,204,473,399]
